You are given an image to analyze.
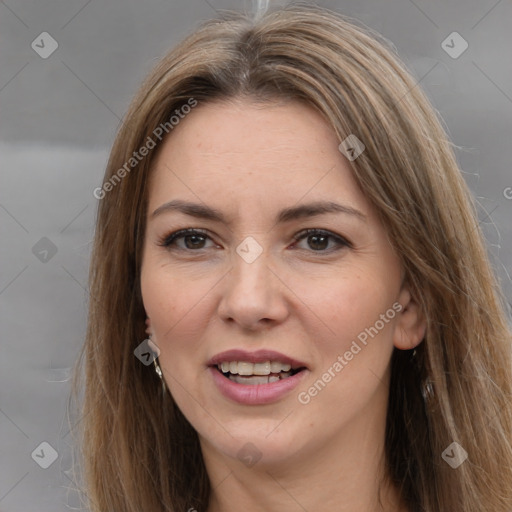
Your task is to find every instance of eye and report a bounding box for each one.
[292,229,351,253]
[158,228,351,254]
[158,228,216,251]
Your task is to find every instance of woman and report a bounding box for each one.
[71,3,512,511]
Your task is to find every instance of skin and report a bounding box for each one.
[140,98,426,512]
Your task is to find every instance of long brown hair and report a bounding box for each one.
[70,3,512,511]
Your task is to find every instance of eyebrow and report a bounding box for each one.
[151,199,366,224]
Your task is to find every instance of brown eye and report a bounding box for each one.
[293,229,351,253]
[182,233,207,249]
[307,233,329,250]
[159,229,214,251]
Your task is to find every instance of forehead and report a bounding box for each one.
[148,98,370,218]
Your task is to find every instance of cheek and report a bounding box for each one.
[140,260,217,376]
[292,265,396,353]
[294,274,397,432]
[140,264,211,407]
[142,258,205,330]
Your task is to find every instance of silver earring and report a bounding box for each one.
[421,377,434,404]
[148,335,167,394]
[153,358,167,394]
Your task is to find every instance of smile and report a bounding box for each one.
[208,349,308,405]
[216,361,303,385]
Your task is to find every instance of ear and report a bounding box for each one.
[145,317,152,335]
[393,284,426,350]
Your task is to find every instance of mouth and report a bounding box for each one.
[214,361,306,385]
[208,349,308,386]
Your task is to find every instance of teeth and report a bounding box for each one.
[237,362,254,376]
[230,375,271,385]
[271,361,291,372]
[253,362,271,375]
[218,361,294,375]
[229,372,292,385]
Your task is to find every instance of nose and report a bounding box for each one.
[217,249,290,331]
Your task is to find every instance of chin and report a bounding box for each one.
[202,429,304,469]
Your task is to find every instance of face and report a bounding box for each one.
[140,98,425,469]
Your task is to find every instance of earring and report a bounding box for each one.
[153,358,167,394]
[148,334,167,394]
[421,377,434,404]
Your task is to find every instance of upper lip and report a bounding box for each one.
[208,349,308,370]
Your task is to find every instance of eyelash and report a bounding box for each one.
[157,228,352,254]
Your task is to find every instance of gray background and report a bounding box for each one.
[1,0,511,510]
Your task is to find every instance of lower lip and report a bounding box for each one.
[209,367,307,405]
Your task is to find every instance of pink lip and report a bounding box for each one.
[207,349,307,369]
[209,366,308,405]
[207,349,308,405]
